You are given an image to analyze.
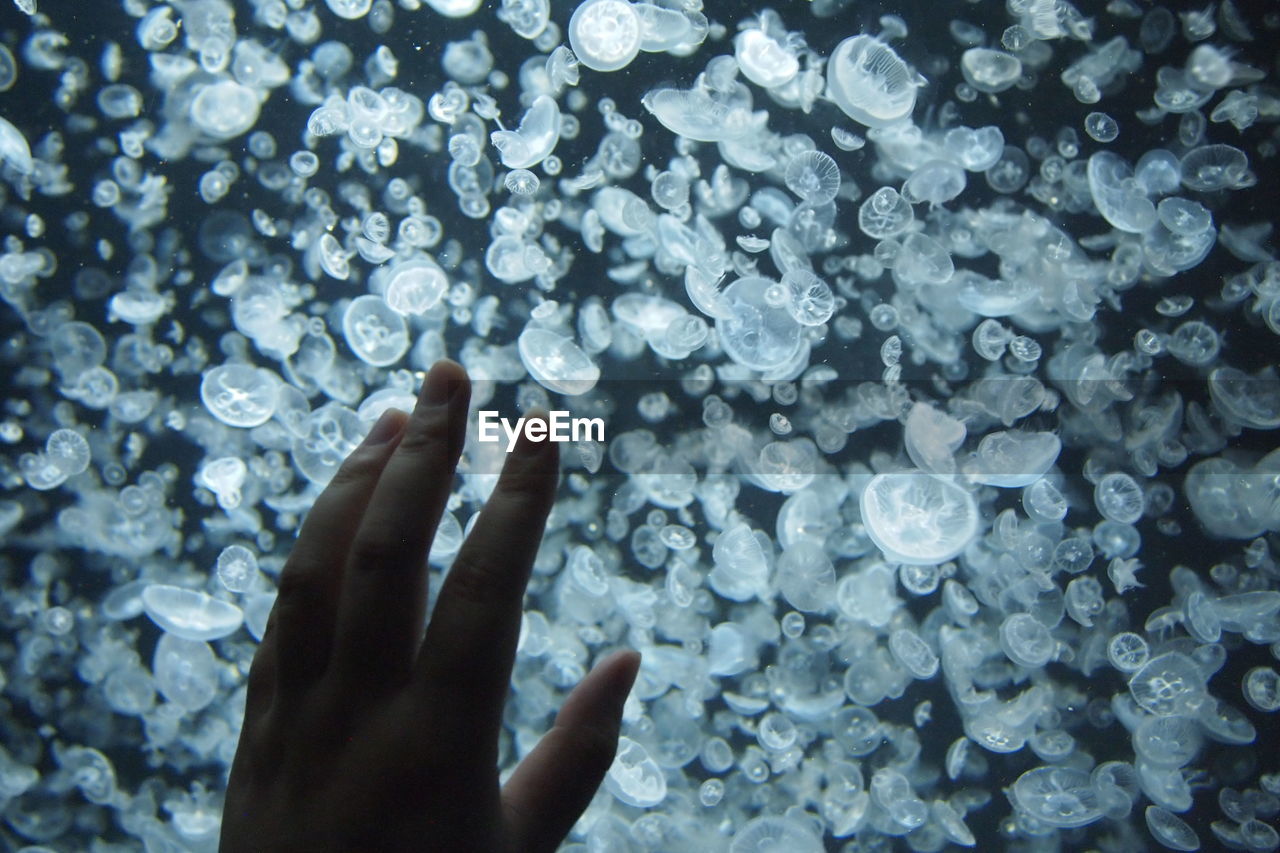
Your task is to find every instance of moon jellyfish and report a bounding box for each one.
[200,363,279,428]
[985,145,1031,193]
[153,635,219,713]
[568,0,642,73]
[1128,652,1208,716]
[960,47,1022,93]
[0,115,34,175]
[141,585,244,642]
[827,34,922,128]
[730,817,824,853]
[378,257,448,317]
[1145,807,1200,852]
[641,87,755,143]
[858,186,914,239]
[0,44,15,92]
[504,168,540,195]
[967,430,1061,488]
[1084,111,1119,143]
[904,403,966,476]
[324,0,373,19]
[1179,143,1251,192]
[943,125,1004,171]
[293,402,365,485]
[1208,366,1280,429]
[490,94,560,170]
[780,268,835,326]
[1011,767,1103,828]
[859,471,979,565]
[784,150,840,204]
[343,294,410,367]
[605,736,666,807]
[518,327,601,396]
[190,80,261,140]
[1000,613,1055,667]
[1094,472,1144,524]
[1088,151,1158,233]
[895,232,954,286]
[44,429,91,477]
[901,159,966,206]
[715,277,804,372]
[734,27,799,89]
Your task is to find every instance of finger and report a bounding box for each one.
[502,650,641,853]
[416,410,559,738]
[331,359,470,691]
[272,407,407,694]
[243,607,279,721]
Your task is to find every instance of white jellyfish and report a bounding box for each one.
[860,471,979,565]
[568,0,642,73]
[827,34,923,127]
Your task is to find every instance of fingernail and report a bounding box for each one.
[365,409,404,445]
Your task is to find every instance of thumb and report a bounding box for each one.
[501,649,641,852]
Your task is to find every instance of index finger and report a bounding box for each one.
[415,411,559,744]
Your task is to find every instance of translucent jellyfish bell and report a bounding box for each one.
[729,817,824,853]
[826,34,922,128]
[293,402,364,485]
[1011,767,1103,828]
[324,0,373,19]
[0,115,34,175]
[568,0,642,73]
[342,294,410,367]
[784,150,841,204]
[960,47,1023,93]
[605,736,666,807]
[858,186,914,239]
[490,94,561,170]
[901,159,966,206]
[517,327,601,396]
[1087,151,1158,233]
[141,584,244,642]
[425,0,483,16]
[200,363,280,428]
[715,276,804,372]
[859,471,979,565]
[379,257,448,316]
[190,80,261,140]
[734,27,800,89]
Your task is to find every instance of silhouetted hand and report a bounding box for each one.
[221,359,640,852]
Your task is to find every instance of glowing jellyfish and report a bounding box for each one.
[901,159,967,206]
[379,257,448,316]
[45,429,91,476]
[784,150,840,204]
[141,584,244,642]
[1011,767,1103,828]
[1087,151,1158,234]
[343,294,410,367]
[491,94,560,170]
[518,327,601,396]
[504,168,540,195]
[190,80,261,140]
[200,363,279,428]
[715,276,804,372]
[960,48,1022,93]
[859,471,979,565]
[324,0,373,17]
[0,115,34,175]
[605,736,666,807]
[858,186,914,239]
[827,35,922,127]
[568,0,642,73]
[426,0,484,15]
[781,268,835,326]
[730,817,824,853]
[293,402,364,485]
[734,28,800,89]
[153,634,219,712]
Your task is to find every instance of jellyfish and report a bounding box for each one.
[826,34,923,127]
[859,471,979,565]
[568,0,642,73]
[490,93,561,170]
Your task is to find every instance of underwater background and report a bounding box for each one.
[0,0,1279,849]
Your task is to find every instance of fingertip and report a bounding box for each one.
[421,358,470,408]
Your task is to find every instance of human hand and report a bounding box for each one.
[221,359,641,852]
